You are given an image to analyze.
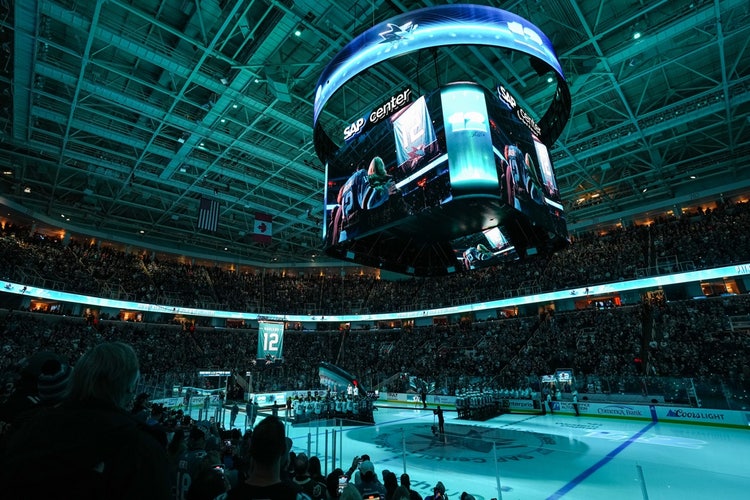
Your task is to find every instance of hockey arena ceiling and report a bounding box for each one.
[0,0,749,267]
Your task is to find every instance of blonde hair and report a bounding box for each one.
[68,342,140,409]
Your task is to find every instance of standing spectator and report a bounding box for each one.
[227,415,307,499]
[0,351,71,441]
[382,470,398,500]
[433,405,445,434]
[308,455,326,487]
[246,397,258,429]
[0,341,171,499]
[546,392,554,415]
[203,394,211,419]
[424,482,448,500]
[230,403,240,428]
[354,460,387,498]
[175,424,211,500]
[393,486,413,500]
[292,453,329,499]
[400,473,422,500]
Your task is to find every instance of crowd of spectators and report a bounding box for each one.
[3,201,750,315]
[0,335,447,500]
[1,294,748,410]
[1,200,750,410]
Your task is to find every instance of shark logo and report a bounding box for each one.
[378,21,418,44]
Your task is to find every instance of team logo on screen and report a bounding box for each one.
[506,21,543,46]
[378,21,418,45]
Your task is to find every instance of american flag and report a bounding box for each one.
[197,197,220,232]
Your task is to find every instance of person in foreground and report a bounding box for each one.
[0,341,171,499]
[227,415,310,499]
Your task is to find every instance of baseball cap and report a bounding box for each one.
[359,460,375,474]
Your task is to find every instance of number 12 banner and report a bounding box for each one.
[257,321,284,360]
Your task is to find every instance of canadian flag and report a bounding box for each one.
[253,213,273,244]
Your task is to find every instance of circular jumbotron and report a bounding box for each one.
[314,4,572,276]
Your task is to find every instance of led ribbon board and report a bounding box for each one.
[313,4,571,163]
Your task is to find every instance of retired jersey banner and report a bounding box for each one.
[393,96,437,172]
[257,321,284,360]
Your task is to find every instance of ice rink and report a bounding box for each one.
[239,405,750,500]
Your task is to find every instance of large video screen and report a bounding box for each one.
[323,82,567,274]
[452,226,517,271]
[324,92,446,247]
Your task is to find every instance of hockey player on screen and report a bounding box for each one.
[462,243,493,271]
[329,156,398,244]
